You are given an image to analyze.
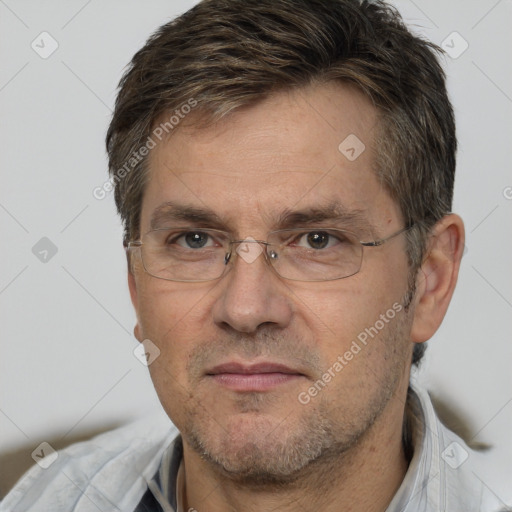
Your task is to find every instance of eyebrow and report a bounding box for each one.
[276,202,374,232]
[149,201,374,233]
[150,202,224,230]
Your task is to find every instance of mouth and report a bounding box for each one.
[205,361,306,392]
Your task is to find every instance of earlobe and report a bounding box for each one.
[410,214,465,344]
[134,323,143,342]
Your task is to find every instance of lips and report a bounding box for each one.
[207,362,301,375]
[206,361,305,392]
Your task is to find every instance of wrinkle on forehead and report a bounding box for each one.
[141,82,399,237]
[144,166,397,235]
[148,82,379,176]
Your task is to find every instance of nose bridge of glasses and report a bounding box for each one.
[226,238,273,265]
[228,238,270,247]
[224,237,282,272]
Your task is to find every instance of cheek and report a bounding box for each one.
[137,277,211,332]
[292,278,383,337]
[292,263,407,359]
[301,286,411,396]
[136,282,213,379]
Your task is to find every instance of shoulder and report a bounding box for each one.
[0,409,178,512]
[413,386,511,512]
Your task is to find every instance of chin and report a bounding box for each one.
[184,407,343,485]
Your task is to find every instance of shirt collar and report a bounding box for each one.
[385,385,430,511]
[145,435,183,511]
[144,385,445,512]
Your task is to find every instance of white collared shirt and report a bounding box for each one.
[1,386,509,511]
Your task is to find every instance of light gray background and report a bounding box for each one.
[1,0,511,503]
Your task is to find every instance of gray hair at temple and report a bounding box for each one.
[105,0,457,366]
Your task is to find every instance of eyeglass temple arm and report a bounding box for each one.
[360,225,413,247]
[125,241,142,249]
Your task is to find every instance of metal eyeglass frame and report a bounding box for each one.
[126,225,413,283]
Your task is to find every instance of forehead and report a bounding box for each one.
[142,82,400,232]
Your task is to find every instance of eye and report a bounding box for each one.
[171,231,217,249]
[294,231,344,250]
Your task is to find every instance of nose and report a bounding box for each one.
[211,239,293,334]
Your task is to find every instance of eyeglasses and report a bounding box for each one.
[126,226,411,283]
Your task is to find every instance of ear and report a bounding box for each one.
[127,249,143,343]
[410,214,465,344]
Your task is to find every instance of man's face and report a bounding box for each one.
[129,82,414,481]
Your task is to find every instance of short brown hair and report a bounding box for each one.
[106,0,457,366]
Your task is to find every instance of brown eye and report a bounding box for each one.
[306,231,330,249]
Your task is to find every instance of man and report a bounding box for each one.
[1,0,508,511]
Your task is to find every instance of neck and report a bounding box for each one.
[181,390,412,512]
